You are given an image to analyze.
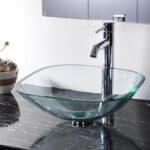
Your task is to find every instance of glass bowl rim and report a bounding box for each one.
[17,64,145,102]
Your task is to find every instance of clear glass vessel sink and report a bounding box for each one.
[16,64,145,121]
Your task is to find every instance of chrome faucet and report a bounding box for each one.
[90,14,126,67]
[90,22,114,126]
[72,15,125,129]
[90,39,110,58]
[90,22,114,68]
[90,15,126,126]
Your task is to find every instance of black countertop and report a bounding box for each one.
[0,91,149,150]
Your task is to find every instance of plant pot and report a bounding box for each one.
[0,69,18,94]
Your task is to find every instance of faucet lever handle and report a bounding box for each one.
[95,26,105,33]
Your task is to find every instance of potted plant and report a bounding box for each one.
[0,41,17,94]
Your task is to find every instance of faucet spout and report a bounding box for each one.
[90,39,110,58]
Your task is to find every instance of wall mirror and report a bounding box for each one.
[42,0,150,24]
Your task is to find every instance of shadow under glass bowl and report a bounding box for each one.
[16,64,145,121]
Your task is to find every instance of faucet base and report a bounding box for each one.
[71,121,94,128]
[100,114,114,126]
[71,114,114,128]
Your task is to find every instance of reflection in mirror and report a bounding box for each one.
[0,94,20,127]
[42,0,150,24]
[31,122,140,150]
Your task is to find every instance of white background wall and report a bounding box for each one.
[0,0,150,100]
